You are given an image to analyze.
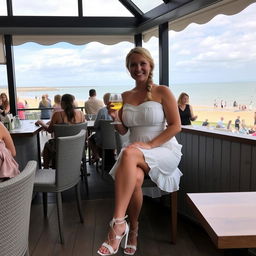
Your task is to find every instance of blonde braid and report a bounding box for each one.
[145,71,153,101]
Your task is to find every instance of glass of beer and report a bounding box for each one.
[109,93,123,124]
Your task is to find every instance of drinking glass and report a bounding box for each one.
[109,93,123,124]
[88,114,93,121]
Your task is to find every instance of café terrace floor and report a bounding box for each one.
[29,161,251,256]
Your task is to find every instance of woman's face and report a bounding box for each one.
[1,94,7,102]
[128,53,151,83]
[181,95,189,104]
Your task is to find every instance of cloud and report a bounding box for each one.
[6,1,256,86]
[169,3,256,78]
[14,41,134,86]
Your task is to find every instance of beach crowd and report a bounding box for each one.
[1,89,256,137]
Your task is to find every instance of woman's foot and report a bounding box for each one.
[124,222,138,255]
[97,216,129,256]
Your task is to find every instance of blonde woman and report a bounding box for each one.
[52,94,62,113]
[177,92,197,125]
[97,47,182,255]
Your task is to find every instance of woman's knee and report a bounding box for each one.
[121,147,141,162]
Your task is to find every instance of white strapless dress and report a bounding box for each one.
[109,101,183,196]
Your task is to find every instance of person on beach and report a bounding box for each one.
[235,116,241,130]
[239,119,248,134]
[36,94,85,168]
[0,93,10,116]
[216,117,225,128]
[39,94,52,119]
[0,122,20,181]
[177,92,197,125]
[84,89,104,115]
[202,119,209,127]
[97,47,182,256]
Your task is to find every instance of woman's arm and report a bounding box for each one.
[0,123,16,156]
[35,111,59,133]
[189,105,198,121]
[4,104,10,114]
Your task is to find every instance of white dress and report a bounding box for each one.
[109,101,183,196]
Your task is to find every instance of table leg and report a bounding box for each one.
[37,132,42,169]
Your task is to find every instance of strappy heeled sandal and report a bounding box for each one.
[97,215,129,256]
[124,222,138,255]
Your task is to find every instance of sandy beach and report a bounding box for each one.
[193,105,255,127]
[20,98,255,127]
[1,87,255,127]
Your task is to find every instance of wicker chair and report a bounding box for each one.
[0,161,37,256]
[115,132,178,243]
[34,130,86,244]
[53,122,89,195]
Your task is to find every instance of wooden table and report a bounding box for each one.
[187,192,256,249]
[10,120,42,170]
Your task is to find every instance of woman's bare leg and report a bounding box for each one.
[125,169,144,254]
[114,147,148,218]
[98,147,149,255]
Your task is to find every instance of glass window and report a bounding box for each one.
[13,41,134,110]
[131,0,163,13]
[143,36,159,84]
[0,65,8,93]
[12,0,78,16]
[0,0,7,15]
[169,3,256,127]
[83,0,133,16]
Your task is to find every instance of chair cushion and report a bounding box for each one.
[34,169,56,185]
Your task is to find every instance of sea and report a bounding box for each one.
[3,82,256,109]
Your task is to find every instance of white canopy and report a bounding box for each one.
[143,0,256,42]
[12,35,134,46]
[0,0,255,50]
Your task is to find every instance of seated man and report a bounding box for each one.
[84,89,104,115]
[216,117,225,128]
[88,93,113,165]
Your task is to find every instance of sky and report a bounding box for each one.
[0,1,256,88]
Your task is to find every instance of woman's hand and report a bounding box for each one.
[35,120,42,126]
[35,120,47,130]
[127,141,152,150]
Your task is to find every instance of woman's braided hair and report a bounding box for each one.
[126,47,154,101]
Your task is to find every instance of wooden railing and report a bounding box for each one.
[176,125,256,219]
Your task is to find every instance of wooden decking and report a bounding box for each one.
[29,164,250,256]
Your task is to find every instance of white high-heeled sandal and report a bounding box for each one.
[97,216,129,256]
[124,222,138,255]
